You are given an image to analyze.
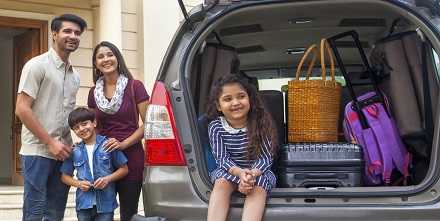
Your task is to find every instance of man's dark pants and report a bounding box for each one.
[22,155,69,221]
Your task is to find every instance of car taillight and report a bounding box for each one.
[144,81,186,166]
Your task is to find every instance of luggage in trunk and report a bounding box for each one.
[327,30,411,185]
[277,143,363,188]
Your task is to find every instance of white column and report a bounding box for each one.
[142,1,181,94]
[99,0,122,49]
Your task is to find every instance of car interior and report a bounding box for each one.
[188,1,440,194]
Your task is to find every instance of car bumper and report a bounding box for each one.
[142,166,440,221]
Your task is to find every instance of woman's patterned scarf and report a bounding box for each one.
[94,75,128,114]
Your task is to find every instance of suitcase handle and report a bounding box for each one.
[327,30,389,129]
[302,180,343,188]
[296,172,348,179]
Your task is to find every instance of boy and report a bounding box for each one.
[61,107,128,221]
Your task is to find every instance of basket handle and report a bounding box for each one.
[320,38,336,81]
[295,44,318,80]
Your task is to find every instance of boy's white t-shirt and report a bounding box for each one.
[85,143,95,178]
[85,143,96,205]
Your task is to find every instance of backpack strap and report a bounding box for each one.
[362,105,393,184]
[344,98,383,184]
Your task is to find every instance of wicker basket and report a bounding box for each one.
[287,39,342,142]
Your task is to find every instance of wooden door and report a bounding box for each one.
[11,29,41,185]
[0,16,47,185]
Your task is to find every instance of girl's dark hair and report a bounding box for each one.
[92,41,134,84]
[206,74,278,158]
[68,107,95,129]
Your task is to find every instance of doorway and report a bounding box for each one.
[0,16,48,185]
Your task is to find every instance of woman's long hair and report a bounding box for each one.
[92,41,134,84]
[206,74,278,159]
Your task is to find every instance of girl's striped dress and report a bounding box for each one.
[208,117,276,192]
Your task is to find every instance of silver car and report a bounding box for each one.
[137,0,440,220]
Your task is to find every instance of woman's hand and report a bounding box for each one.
[103,138,126,152]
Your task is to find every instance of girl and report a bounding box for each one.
[206,74,278,221]
[87,41,149,221]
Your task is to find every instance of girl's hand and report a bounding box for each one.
[77,180,92,192]
[250,168,262,177]
[93,176,111,189]
[103,138,126,152]
[238,169,255,195]
[238,181,253,195]
[239,169,255,187]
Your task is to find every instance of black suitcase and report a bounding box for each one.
[277,143,363,188]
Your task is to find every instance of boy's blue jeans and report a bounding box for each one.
[77,206,114,221]
[21,155,69,221]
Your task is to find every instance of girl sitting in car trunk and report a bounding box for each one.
[206,74,278,221]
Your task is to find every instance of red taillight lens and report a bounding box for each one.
[144,81,186,166]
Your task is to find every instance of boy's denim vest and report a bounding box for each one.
[63,135,127,213]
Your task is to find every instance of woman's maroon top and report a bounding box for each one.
[88,79,149,182]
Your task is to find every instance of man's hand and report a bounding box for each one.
[48,139,72,161]
[77,180,93,192]
[15,93,72,161]
[94,176,111,189]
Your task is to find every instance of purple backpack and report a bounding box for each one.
[343,91,411,185]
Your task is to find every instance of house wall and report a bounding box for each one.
[0,0,143,108]
[0,0,144,153]
[0,0,95,108]
[141,0,202,94]
[78,0,143,107]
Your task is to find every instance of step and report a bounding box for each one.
[0,202,142,221]
[0,202,124,221]
[0,185,143,220]
[0,186,76,205]
[0,202,77,220]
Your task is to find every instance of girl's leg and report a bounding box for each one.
[207,178,235,221]
[241,186,267,221]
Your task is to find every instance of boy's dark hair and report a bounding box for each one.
[92,41,134,83]
[51,14,87,33]
[68,107,95,129]
[206,74,278,159]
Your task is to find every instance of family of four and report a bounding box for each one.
[16,13,278,221]
[15,14,149,221]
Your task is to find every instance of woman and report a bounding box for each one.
[87,41,149,221]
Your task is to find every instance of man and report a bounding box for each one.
[15,14,87,221]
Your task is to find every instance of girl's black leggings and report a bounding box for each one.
[116,180,142,221]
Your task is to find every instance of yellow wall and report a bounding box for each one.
[0,0,143,145]
[78,0,143,107]
[0,0,143,108]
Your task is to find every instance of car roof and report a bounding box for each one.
[202,1,413,70]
